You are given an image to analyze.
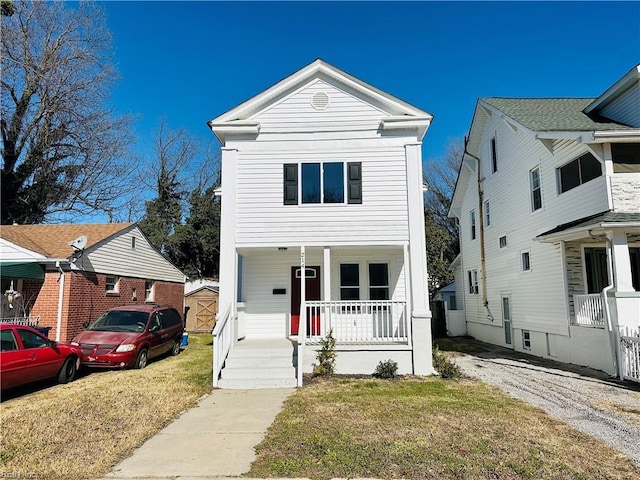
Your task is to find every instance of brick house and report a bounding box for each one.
[0,223,186,342]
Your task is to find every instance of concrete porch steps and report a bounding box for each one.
[217,338,298,389]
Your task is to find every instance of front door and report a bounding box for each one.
[291,266,321,335]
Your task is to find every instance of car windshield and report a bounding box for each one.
[87,310,149,332]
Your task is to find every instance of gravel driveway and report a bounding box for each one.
[450,339,640,466]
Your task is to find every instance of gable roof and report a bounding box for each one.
[481,97,635,132]
[208,58,433,142]
[0,223,135,259]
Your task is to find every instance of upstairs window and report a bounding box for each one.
[284,162,361,205]
[484,200,491,227]
[557,153,601,194]
[470,210,476,240]
[530,167,542,211]
[612,143,640,173]
[490,137,498,173]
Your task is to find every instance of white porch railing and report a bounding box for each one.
[0,316,40,327]
[212,304,233,388]
[573,294,606,328]
[304,301,408,344]
[619,327,640,383]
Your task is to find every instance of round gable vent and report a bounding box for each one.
[311,91,330,111]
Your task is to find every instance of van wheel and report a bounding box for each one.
[135,348,148,369]
[171,339,181,356]
[58,357,77,384]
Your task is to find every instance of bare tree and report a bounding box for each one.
[424,137,464,290]
[1,0,135,224]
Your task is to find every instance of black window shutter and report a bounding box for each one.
[347,162,362,204]
[283,164,298,205]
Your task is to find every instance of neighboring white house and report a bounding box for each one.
[449,65,640,379]
[208,59,436,388]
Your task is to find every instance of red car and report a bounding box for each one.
[0,324,81,391]
[71,304,184,369]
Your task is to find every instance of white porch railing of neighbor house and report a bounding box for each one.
[212,304,233,388]
[619,327,640,383]
[304,301,409,344]
[0,316,40,326]
[573,294,606,328]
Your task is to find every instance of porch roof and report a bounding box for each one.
[537,210,640,242]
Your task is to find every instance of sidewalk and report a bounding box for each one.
[96,388,295,480]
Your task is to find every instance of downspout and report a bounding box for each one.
[55,261,65,342]
[464,137,494,321]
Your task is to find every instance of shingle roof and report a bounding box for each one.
[482,98,635,132]
[0,223,134,259]
[538,211,640,237]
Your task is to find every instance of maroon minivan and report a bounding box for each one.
[71,304,184,369]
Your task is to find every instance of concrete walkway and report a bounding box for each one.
[97,388,295,480]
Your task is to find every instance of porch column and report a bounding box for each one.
[405,143,435,375]
[217,147,238,338]
[323,247,331,302]
[609,230,634,292]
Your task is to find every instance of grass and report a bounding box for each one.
[248,376,640,480]
[0,333,213,480]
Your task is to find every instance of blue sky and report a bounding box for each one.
[100,1,640,166]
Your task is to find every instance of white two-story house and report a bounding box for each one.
[208,59,436,388]
[449,65,640,379]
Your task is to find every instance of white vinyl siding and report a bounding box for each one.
[85,228,185,283]
[599,82,640,127]
[254,78,385,133]
[235,147,409,246]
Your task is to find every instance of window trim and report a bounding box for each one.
[368,262,390,301]
[556,152,602,194]
[530,166,542,212]
[521,251,531,272]
[484,200,491,227]
[339,263,360,301]
[284,161,362,205]
[490,136,498,173]
[145,280,155,302]
[105,275,119,293]
[470,210,476,240]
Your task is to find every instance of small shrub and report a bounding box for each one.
[312,329,336,376]
[432,345,462,379]
[372,359,398,379]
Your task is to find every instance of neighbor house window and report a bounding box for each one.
[530,167,542,211]
[368,263,389,300]
[484,200,491,226]
[611,143,640,173]
[284,162,361,205]
[557,152,602,194]
[470,210,476,240]
[340,264,360,300]
[499,236,508,248]
[467,270,478,294]
[145,280,155,302]
[522,330,531,350]
[131,237,136,250]
[584,247,608,294]
[522,251,531,271]
[105,275,119,293]
[490,137,498,173]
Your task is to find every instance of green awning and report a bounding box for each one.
[0,262,45,280]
